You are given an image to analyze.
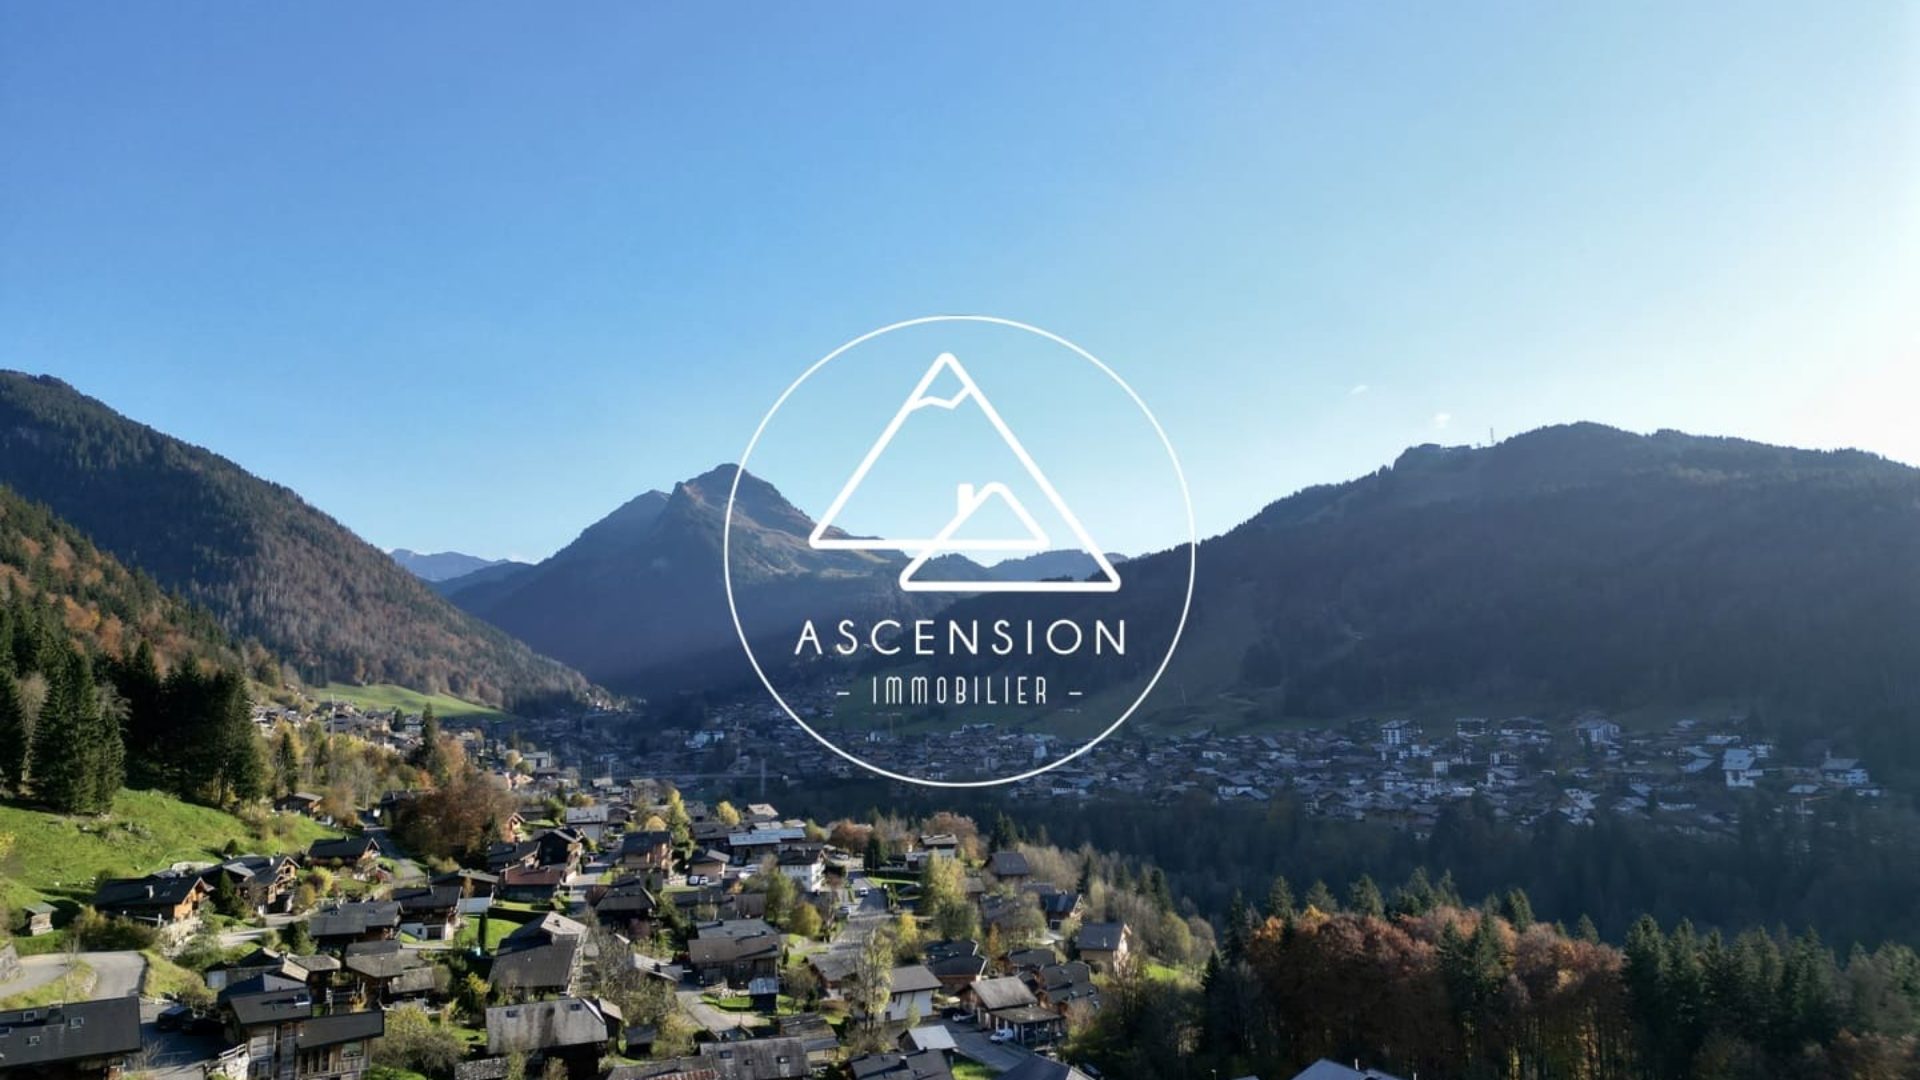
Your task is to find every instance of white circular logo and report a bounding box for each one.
[724,315,1195,786]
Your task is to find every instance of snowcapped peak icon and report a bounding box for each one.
[809,352,1121,593]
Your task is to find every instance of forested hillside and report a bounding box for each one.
[0,372,590,710]
[0,484,262,812]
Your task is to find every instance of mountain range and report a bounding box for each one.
[444,424,1920,788]
[0,372,591,710]
[390,549,523,583]
[5,365,1917,769]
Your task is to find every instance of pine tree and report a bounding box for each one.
[1265,874,1294,920]
[1505,888,1535,930]
[113,640,163,786]
[1575,914,1600,943]
[32,649,119,814]
[274,727,300,797]
[1348,874,1384,918]
[0,669,28,791]
[1303,879,1338,914]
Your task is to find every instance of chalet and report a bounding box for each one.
[1822,757,1872,788]
[616,830,673,873]
[964,976,1062,1047]
[1033,961,1099,1012]
[776,848,825,894]
[1036,890,1083,930]
[778,1013,841,1069]
[433,869,500,913]
[535,829,587,872]
[1006,947,1057,973]
[924,948,988,992]
[205,947,308,993]
[688,849,730,881]
[486,998,621,1080]
[687,919,782,987]
[306,836,381,878]
[219,976,384,1080]
[589,877,660,939]
[486,839,541,874]
[199,855,300,916]
[342,940,439,1006]
[561,805,612,843]
[987,850,1031,883]
[393,885,463,940]
[1074,921,1133,972]
[876,964,940,1024]
[93,872,211,925]
[499,865,568,903]
[918,834,959,860]
[727,827,806,863]
[808,950,860,995]
[307,901,403,950]
[1721,748,1762,789]
[491,914,588,998]
[0,997,143,1080]
[275,791,325,818]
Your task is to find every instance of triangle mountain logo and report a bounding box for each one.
[808,352,1122,594]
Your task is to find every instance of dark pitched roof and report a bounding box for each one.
[988,851,1031,877]
[594,880,660,916]
[226,984,316,1027]
[394,884,463,914]
[490,938,579,993]
[308,836,379,861]
[850,1050,955,1080]
[343,940,429,980]
[922,939,980,962]
[925,953,988,981]
[888,964,942,995]
[486,998,614,1054]
[0,997,143,1067]
[94,872,202,910]
[968,976,1035,1011]
[998,1059,1095,1080]
[308,901,403,939]
[1075,921,1128,951]
[295,1010,384,1049]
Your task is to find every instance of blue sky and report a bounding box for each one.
[2,3,1913,561]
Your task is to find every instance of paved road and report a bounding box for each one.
[137,999,226,1080]
[949,1022,1035,1072]
[366,826,425,884]
[219,912,302,950]
[676,987,767,1039]
[0,951,146,1002]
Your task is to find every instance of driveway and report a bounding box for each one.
[219,912,303,950]
[137,998,226,1080]
[676,987,767,1039]
[0,951,146,1002]
[950,1022,1036,1073]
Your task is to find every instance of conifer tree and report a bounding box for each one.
[0,669,28,791]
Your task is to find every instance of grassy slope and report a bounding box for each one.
[316,682,512,723]
[0,788,336,914]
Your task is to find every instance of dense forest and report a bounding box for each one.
[1077,889,1920,1079]
[0,371,590,710]
[792,800,1920,1077]
[780,780,1920,956]
[0,483,269,812]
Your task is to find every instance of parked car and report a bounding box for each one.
[991,1028,1016,1043]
